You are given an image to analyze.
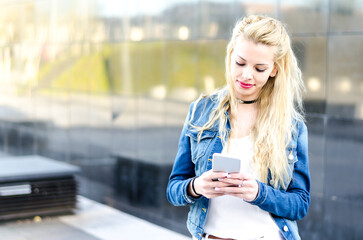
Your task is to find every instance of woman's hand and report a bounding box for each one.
[190,170,235,199]
[214,172,259,202]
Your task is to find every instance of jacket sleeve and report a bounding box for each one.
[166,102,199,206]
[250,120,311,220]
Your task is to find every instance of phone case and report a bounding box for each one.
[212,153,241,173]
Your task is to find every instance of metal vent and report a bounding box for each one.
[0,176,77,220]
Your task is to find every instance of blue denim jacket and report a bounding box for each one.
[167,93,310,240]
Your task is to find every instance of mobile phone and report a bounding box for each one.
[212,153,241,173]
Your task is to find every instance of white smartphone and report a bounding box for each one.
[212,153,241,173]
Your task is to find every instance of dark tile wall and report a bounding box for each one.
[0,0,362,239]
[299,115,326,240]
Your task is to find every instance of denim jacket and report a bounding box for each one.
[167,93,310,240]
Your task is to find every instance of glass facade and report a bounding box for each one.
[0,0,362,239]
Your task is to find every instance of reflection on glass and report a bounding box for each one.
[198,40,226,93]
[327,36,363,119]
[111,95,137,159]
[307,77,322,93]
[330,0,363,32]
[203,76,216,94]
[163,0,199,40]
[163,41,198,101]
[178,26,190,40]
[280,0,329,33]
[0,1,363,239]
[200,0,238,39]
[292,36,326,106]
[150,85,167,100]
[238,0,277,18]
[130,27,144,41]
[336,77,352,94]
[358,104,363,119]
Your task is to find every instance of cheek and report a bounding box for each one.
[255,75,270,87]
[230,65,238,75]
[230,68,241,80]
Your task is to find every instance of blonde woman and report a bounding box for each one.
[167,15,310,240]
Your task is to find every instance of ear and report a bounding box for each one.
[270,67,278,78]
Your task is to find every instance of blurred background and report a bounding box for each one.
[0,0,362,239]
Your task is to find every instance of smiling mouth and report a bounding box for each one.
[237,81,255,89]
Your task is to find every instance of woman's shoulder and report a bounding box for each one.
[187,89,226,127]
[290,113,308,143]
[293,114,307,131]
[189,89,225,112]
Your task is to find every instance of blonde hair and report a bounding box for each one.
[190,15,305,189]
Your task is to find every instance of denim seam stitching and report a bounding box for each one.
[260,186,268,205]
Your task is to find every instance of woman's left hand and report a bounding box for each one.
[215,172,259,202]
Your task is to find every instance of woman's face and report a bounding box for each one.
[230,37,277,101]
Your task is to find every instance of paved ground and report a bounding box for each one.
[0,196,190,240]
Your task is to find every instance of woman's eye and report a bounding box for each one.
[235,62,245,66]
[256,68,266,73]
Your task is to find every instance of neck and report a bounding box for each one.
[230,102,258,139]
[237,99,258,104]
[236,100,258,112]
[237,98,258,104]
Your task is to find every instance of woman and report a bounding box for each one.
[167,15,310,240]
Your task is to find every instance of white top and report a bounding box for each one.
[203,136,283,240]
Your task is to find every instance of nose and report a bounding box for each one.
[242,66,253,80]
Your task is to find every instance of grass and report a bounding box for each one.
[34,40,228,96]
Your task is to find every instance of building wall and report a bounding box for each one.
[0,0,362,239]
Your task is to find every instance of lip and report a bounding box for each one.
[237,81,255,89]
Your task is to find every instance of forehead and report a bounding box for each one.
[233,37,276,64]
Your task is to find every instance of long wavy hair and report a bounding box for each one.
[190,15,305,189]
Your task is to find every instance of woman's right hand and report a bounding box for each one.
[191,170,234,199]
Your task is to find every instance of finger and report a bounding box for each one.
[209,171,229,180]
[212,181,235,188]
[219,178,243,186]
[215,186,243,193]
[206,193,225,199]
[219,185,247,193]
[205,186,226,194]
[205,181,233,192]
[221,183,257,199]
[227,172,249,179]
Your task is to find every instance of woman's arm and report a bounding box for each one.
[250,121,310,220]
[166,103,199,206]
[167,99,229,205]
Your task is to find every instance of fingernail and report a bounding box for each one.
[218,178,224,181]
[226,173,231,178]
[215,187,220,191]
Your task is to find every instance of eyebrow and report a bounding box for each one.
[237,55,269,66]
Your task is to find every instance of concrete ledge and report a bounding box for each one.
[0,196,190,240]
